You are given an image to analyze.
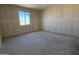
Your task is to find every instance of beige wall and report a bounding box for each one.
[1,4,79,38]
[0,5,41,38]
[42,5,79,37]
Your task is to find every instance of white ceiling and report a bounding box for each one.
[16,4,52,9]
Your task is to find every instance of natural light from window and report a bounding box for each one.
[19,11,30,26]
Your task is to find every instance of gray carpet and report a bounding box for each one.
[2,31,79,55]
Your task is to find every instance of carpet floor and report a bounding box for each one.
[1,31,79,55]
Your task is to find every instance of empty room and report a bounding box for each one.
[0,4,79,55]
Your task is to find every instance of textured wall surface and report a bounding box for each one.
[1,4,79,38]
[0,5,41,38]
[42,5,79,37]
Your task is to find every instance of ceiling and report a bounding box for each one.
[16,4,52,10]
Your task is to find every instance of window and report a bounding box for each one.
[19,11,30,26]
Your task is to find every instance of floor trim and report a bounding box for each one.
[44,31,79,39]
[2,30,41,42]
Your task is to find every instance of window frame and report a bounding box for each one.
[18,10,30,26]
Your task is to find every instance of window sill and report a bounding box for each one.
[20,24,30,27]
